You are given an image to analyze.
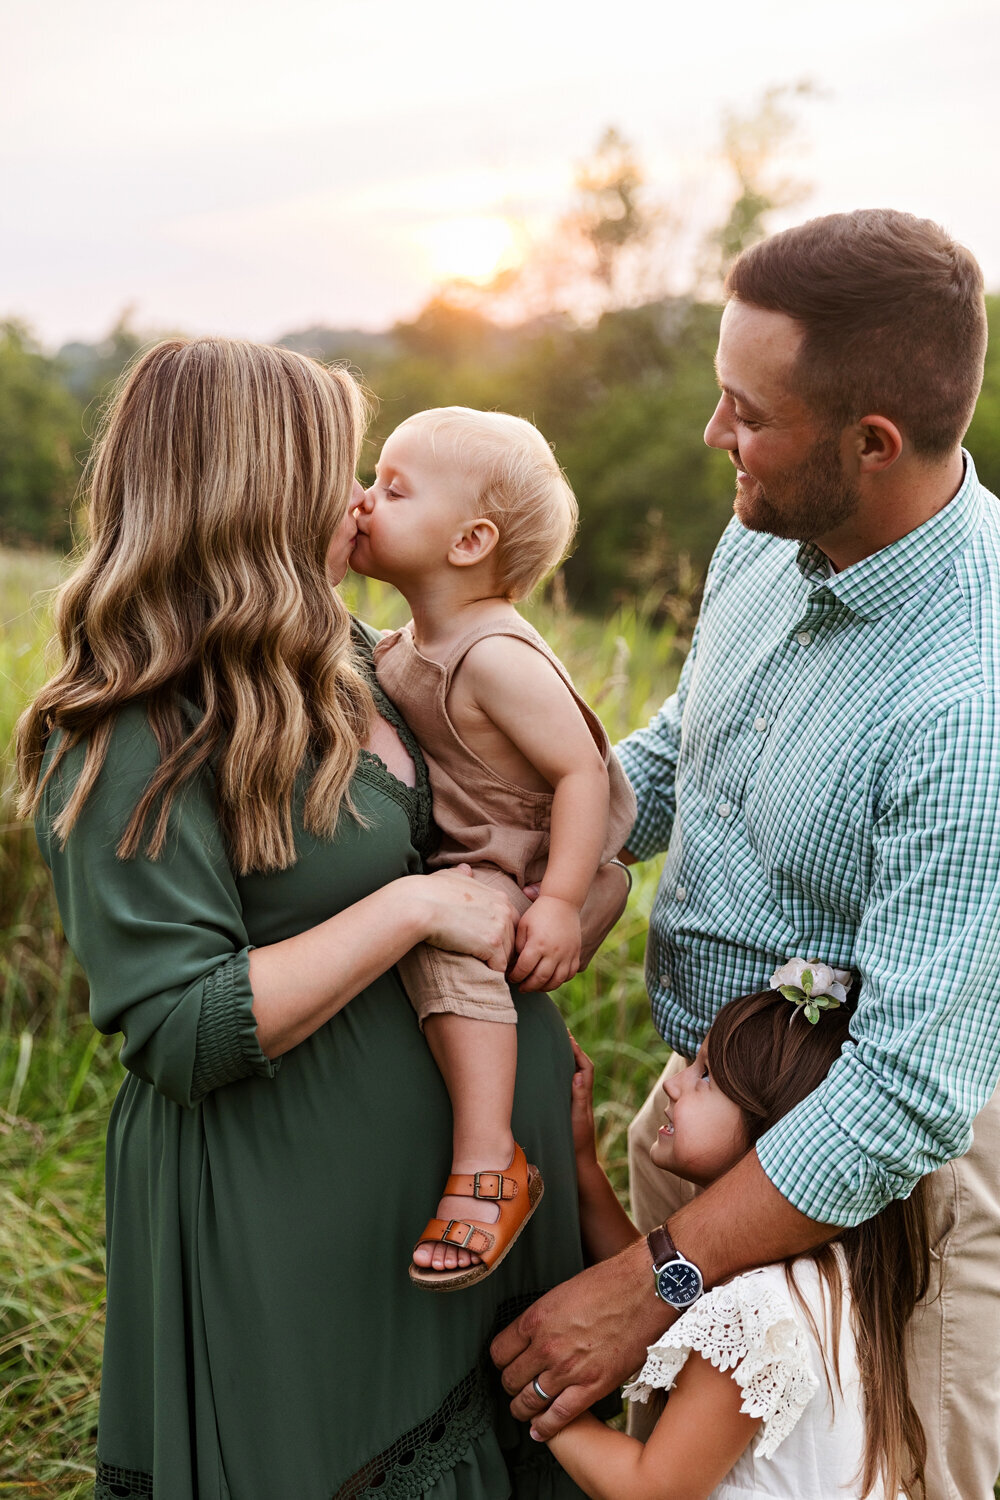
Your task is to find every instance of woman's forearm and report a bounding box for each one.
[249,878,425,1056]
[250,870,514,1056]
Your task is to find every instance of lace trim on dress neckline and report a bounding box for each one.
[351,622,434,855]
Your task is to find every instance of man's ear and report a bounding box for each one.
[852,415,904,474]
[448,519,500,568]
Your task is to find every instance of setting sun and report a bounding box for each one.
[421,214,520,284]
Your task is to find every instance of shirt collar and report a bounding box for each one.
[794,451,985,621]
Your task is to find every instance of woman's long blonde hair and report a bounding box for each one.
[17,337,375,874]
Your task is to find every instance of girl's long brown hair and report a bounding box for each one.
[707,989,929,1500]
[16,337,375,874]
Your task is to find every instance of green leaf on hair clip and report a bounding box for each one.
[801,968,814,996]
[778,985,803,1002]
[805,1002,820,1024]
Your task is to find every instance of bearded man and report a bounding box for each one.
[494,209,1000,1500]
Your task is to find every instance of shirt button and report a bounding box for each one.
[675,886,687,903]
[795,630,812,646]
[717,802,731,817]
[754,716,768,733]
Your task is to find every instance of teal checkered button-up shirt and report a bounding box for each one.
[617,455,1000,1226]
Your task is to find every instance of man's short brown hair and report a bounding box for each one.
[726,209,987,456]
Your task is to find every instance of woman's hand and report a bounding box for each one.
[418,864,517,972]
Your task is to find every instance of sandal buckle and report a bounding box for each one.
[473,1171,504,1200]
[442,1220,477,1249]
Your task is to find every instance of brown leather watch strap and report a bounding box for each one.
[647,1224,678,1269]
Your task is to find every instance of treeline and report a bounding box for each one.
[7,102,1000,613]
[5,292,1000,612]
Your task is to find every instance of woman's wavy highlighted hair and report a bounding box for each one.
[17,337,375,874]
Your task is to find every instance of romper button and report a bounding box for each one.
[795,630,812,646]
[675,886,687,903]
[754,716,768,733]
[717,802,731,817]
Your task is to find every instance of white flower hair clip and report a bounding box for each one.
[769,957,853,1025]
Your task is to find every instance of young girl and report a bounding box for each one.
[547,966,929,1500]
[351,406,636,1289]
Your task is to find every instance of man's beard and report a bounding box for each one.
[734,430,861,543]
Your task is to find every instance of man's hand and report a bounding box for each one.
[490,1236,669,1440]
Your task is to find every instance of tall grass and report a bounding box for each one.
[0,548,679,1496]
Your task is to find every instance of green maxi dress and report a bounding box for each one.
[38,631,595,1500]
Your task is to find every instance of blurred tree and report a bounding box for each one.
[703,81,817,288]
[57,307,153,409]
[0,322,83,546]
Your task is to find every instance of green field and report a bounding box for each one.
[0,547,678,1496]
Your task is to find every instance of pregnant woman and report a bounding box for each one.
[17,338,612,1499]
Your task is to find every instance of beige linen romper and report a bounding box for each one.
[374,616,637,1025]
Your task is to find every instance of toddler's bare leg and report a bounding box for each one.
[413,1014,518,1272]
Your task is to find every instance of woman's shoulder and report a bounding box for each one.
[36,698,205,850]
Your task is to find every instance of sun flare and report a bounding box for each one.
[422,214,519,284]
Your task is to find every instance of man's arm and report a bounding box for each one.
[614,615,700,864]
[492,1150,832,1437]
[496,694,1000,1434]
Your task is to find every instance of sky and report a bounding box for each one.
[3,0,999,349]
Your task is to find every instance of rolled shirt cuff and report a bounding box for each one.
[755,1082,924,1228]
[191,949,279,1102]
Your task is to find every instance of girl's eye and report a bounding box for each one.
[386,486,402,499]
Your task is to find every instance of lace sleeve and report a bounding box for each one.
[622,1267,820,1459]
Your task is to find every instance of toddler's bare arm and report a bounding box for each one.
[455,636,611,990]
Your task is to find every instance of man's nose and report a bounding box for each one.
[355,481,374,513]
[704,396,735,452]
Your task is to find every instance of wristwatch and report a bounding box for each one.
[647,1225,704,1308]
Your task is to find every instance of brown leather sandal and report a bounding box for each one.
[408,1143,544,1291]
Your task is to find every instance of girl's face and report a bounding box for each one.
[649,1040,748,1187]
[325,480,366,585]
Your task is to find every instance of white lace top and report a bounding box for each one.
[624,1254,888,1499]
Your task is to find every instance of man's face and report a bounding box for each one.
[704,298,861,546]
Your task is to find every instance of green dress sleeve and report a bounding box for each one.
[36,703,278,1108]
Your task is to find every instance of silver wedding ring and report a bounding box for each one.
[532,1377,553,1403]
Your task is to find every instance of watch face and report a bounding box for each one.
[655,1259,703,1307]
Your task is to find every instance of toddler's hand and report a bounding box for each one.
[508,895,582,992]
[568,1034,598,1166]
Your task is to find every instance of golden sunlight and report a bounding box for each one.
[421,214,520,283]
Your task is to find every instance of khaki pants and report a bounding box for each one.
[628,1054,1000,1500]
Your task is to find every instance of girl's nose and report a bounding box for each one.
[662,1071,682,1102]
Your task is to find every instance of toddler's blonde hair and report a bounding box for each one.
[396,406,578,600]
